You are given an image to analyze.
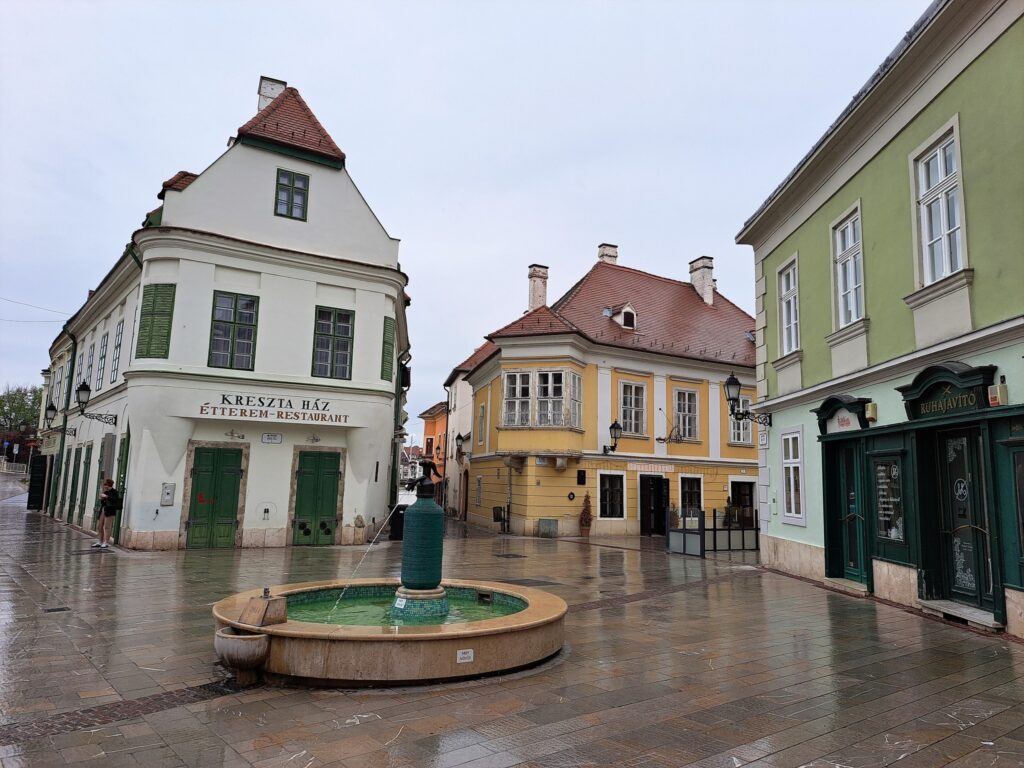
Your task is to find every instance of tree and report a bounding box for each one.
[0,385,42,432]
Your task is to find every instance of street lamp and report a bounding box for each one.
[724,372,771,427]
[75,382,117,426]
[602,420,623,455]
[44,402,57,428]
[454,433,465,463]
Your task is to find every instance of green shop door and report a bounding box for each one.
[293,451,341,546]
[67,447,82,523]
[939,428,993,610]
[838,444,866,582]
[77,443,92,527]
[186,448,243,549]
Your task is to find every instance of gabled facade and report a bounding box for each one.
[737,1,1024,633]
[38,77,410,549]
[418,400,448,502]
[454,245,758,538]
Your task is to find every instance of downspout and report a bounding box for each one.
[51,327,78,517]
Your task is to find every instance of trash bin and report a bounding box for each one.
[389,506,406,540]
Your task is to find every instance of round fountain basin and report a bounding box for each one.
[212,578,566,686]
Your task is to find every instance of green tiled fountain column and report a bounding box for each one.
[392,469,448,618]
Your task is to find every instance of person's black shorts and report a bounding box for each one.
[102,508,118,517]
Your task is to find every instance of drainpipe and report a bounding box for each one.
[50,327,77,516]
[126,241,142,270]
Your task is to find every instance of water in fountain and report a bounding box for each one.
[326,501,403,618]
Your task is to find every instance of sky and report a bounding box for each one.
[0,0,927,440]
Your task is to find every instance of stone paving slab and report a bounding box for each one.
[1,500,1024,766]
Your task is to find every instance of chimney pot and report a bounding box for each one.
[257,76,287,111]
[528,264,549,311]
[688,256,715,305]
[597,243,618,264]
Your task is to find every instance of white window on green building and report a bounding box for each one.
[834,213,863,327]
[503,372,531,426]
[620,382,646,435]
[781,429,803,524]
[779,263,799,355]
[916,135,963,285]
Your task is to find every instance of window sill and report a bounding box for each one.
[620,435,650,441]
[771,350,802,373]
[825,317,869,348]
[903,268,974,309]
[782,515,806,528]
[667,437,702,444]
[727,441,754,448]
[598,516,625,520]
[497,425,584,433]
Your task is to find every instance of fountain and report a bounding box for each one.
[213,462,566,686]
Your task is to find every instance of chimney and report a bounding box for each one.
[257,76,287,111]
[597,243,618,264]
[528,264,549,311]
[689,256,715,305]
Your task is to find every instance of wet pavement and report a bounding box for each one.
[1,494,1024,767]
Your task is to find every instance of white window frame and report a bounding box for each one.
[109,319,124,383]
[537,370,565,426]
[51,358,65,411]
[833,210,864,328]
[781,427,805,526]
[673,388,699,440]
[502,371,531,427]
[678,474,704,527]
[569,371,582,429]
[620,381,646,436]
[477,402,486,445]
[730,396,753,445]
[95,332,109,392]
[597,470,627,519]
[778,261,799,356]
[914,129,965,287]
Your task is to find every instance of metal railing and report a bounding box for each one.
[668,505,759,557]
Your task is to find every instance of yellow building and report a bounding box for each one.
[455,245,757,538]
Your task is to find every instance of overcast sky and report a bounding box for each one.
[0,0,926,437]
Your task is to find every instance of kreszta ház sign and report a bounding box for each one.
[197,394,351,424]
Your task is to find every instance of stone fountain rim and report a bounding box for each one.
[212,577,567,642]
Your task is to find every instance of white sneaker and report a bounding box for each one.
[99,543,109,549]
[91,542,102,548]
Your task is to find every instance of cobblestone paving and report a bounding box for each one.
[1,493,1024,767]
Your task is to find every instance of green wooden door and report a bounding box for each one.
[77,444,93,526]
[58,450,71,519]
[67,447,82,523]
[839,444,866,582]
[293,452,340,546]
[186,448,242,549]
[113,431,130,544]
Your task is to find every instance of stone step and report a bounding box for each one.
[917,599,1004,631]
[824,577,869,597]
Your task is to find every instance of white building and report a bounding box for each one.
[38,77,411,549]
[443,346,488,518]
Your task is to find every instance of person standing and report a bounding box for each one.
[93,479,120,550]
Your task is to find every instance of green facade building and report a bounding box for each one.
[736,0,1024,635]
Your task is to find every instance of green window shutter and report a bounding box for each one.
[381,316,396,381]
[136,284,176,359]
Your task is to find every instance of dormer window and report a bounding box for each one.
[622,311,635,329]
[606,303,638,330]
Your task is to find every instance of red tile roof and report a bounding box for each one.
[462,261,754,375]
[157,171,198,199]
[551,261,754,365]
[237,87,345,163]
[418,401,447,419]
[445,341,499,386]
[488,306,579,339]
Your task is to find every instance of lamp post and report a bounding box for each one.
[74,382,117,426]
[44,401,76,437]
[723,372,772,427]
[602,420,623,455]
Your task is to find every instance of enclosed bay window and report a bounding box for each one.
[312,307,353,380]
[782,430,803,523]
[674,389,698,440]
[779,263,799,355]
[916,135,963,285]
[537,371,564,426]
[503,372,531,426]
[834,213,863,327]
[620,382,646,435]
[209,291,258,370]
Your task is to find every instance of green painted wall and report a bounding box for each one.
[763,19,1024,396]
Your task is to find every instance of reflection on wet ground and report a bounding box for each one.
[1,489,1023,767]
